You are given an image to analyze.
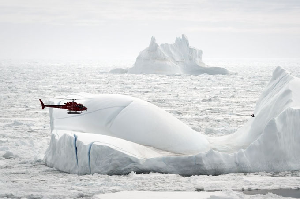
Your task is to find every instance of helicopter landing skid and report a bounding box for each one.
[68,112,81,114]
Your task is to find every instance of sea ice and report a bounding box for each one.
[45,66,300,175]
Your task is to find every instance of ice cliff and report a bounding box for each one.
[127,35,228,75]
[45,66,300,175]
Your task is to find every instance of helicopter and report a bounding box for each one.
[39,99,87,114]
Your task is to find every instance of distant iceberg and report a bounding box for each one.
[45,66,300,175]
[109,68,128,74]
[127,35,229,75]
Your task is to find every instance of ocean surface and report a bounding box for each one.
[1,58,300,198]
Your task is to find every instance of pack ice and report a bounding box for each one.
[45,66,300,175]
[113,35,228,75]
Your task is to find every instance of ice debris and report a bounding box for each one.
[3,151,14,159]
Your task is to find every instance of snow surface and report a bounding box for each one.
[93,190,291,199]
[46,66,300,175]
[127,35,229,75]
[2,59,300,198]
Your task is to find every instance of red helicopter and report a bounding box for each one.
[39,99,87,114]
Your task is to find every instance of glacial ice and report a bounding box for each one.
[45,66,300,175]
[127,35,229,75]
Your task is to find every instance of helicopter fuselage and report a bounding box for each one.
[39,99,87,114]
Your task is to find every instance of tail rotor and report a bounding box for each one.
[39,99,45,109]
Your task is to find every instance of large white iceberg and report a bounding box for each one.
[45,66,300,175]
[127,35,228,75]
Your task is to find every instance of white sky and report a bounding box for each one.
[0,0,299,60]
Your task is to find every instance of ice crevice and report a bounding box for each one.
[88,141,94,174]
[45,66,300,175]
[107,101,133,128]
[74,134,78,166]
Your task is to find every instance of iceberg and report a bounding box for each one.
[109,68,128,74]
[127,35,228,75]
[45,66,300,175]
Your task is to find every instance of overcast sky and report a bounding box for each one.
[0,0,299,60]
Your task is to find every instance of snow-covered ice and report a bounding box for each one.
[113,35,229,75]
[1,59,300,198]
[46,66,300,176]
[93,190,292,199]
